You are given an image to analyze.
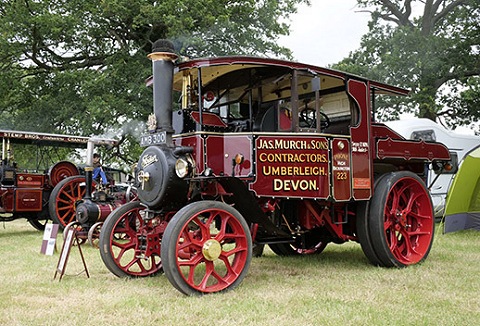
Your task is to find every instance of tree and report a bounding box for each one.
[0,0,309,166]
[334,0,480,131]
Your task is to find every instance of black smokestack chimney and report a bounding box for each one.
[147,39,178,145]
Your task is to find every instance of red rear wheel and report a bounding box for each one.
[161,201,252,295]
[49,176,95,229]
[367,171,434,267]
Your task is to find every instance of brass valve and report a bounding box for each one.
[137,170,150,190]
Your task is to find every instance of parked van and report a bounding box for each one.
[385,118,480,217]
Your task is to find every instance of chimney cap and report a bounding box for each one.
[152,39,175,54]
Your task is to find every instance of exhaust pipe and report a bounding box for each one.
[147,39,178,146]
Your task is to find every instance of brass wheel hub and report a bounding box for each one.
[202,239,222,261]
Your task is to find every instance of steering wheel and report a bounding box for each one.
[299,108,330,130]
[319,111,330,129]
[299,108,315,128]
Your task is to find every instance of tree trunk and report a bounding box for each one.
[416,87,439,122]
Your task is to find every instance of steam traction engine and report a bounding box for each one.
[99,40,453,295]
[0,130,90,230]
[48,137,136,245]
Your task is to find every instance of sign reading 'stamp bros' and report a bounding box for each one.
[250,136,330,198]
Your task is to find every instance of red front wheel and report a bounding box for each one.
[363,171,435,267]
[99,201,164,277]
[161,201,252,295]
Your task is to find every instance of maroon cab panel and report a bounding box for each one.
[250,135,330,199]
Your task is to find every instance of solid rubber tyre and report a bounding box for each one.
[356,174,389,266]
[356,201,383,266]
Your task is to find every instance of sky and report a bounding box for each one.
[278,1,371,67]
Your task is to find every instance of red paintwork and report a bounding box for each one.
[348,79,373,200]
[15,189,42,211]
[190,111,227,127]
[0,189,14,212]
[381,176,434,264]
[205,135,252,178]
[97,203,117,222]
[16,174,45,188]
[167,56,451,204]
[371,123,405,139]
[169,205,250,293]
[376,138,450,161]
[0,130,91,225]
[331,138,352,201]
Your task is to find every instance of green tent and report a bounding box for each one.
[443,145,480,233]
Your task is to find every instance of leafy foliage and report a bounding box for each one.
[333,0,479,131]
[0,0,308,166]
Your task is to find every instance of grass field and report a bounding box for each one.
[0,219,479,325]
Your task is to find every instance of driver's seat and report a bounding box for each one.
[278,107,292,131]
[253,106,292,132]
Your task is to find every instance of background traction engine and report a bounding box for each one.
[49,138,136,246]
[98,39,454,296]
[0,130,94,230]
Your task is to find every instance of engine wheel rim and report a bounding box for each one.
[63,221,87,245]
[88,221,103,248]
[173,208,250,293]
[106,206,163,276]
[383,177,433,265]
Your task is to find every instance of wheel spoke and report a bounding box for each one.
[215,214,231,241]
[58,197,74,205]
[180,228,203,252]
[50,176,94,227]
[218,253,240,276]
[392,230,415,262]
[408,210,430,221]
[383,218,394,231]
[404,192,422,216]
[178,251,203,266]
[193,215,214,240]
[198,261,215,290]
[386,230,397,251]
[389,187,399,215]
[112,238,136,250]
